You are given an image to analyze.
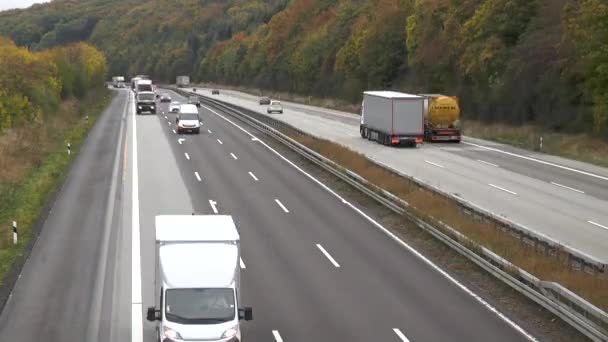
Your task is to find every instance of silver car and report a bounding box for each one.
[169,102,181,113]
[267,100,283,114]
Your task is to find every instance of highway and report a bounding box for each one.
[0,88,541,341]
[192,87,608,262]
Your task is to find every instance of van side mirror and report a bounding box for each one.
[238,307,253,321]
[147,306,161,322]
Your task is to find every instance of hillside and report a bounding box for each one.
[0,0,606,137]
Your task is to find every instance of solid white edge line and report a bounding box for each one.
[393,328,410,342]
[131,91,143,342]
[463,141,608,181]
[203,102,538,342]
[231,153,238,160]
[477,159,499,167]
[588,220,608,231]
[488,183,518,195]
[272,330,283,342]
[195,171,202,182]
[248,172,259,181]
[316,244,340,268]
[425,160,445,169]
[184,152,190,160]
[240,258,246,269]
[274,199,289,213]
[209,200,219,214]
[550,182,585,194]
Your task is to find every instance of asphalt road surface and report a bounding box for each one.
[192,87,608,263]
[0,88,539,342]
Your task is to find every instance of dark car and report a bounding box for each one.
[259,96,271,105]
[211,89,220,95]
[187,96,201,107]
[136,92,156,114]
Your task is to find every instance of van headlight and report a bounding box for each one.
[163,326,182,340]
[138,106,142,109]
[151,105,155,109]
[222,325,238,339]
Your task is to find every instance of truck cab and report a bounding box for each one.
[147,215,253,342]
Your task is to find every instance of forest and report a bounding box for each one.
[0,36,106,133]
[0,0,606,137]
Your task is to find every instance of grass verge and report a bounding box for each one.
[290,133,608,311]
[464,120,608,168]
[0,89,113,285]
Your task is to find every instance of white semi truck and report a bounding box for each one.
[111,76,125,88]
[147,215,253,342]
[176,76,190,88]
[359,91,425,147]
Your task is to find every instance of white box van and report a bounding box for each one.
[147,215,253,342]
[176,104,201,134]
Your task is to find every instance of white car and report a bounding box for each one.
[169,102,180,113]
[267,101,283,114]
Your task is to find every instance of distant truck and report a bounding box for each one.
[136,79,153,93]
[421,94,462,143]
[130,75,150,90]
[111,76,125,88]
[147,215,253,342]
[176,76,190,88]
[359,91,424,147]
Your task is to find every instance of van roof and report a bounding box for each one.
[364,91,422,99]
[179,104,199,114]
[160,243,238,288]
[155,215,239,243]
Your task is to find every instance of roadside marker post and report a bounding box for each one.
[539,136,543,151]
[67,143,71,155]
[12,221,17,245]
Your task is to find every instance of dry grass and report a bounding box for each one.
[292,133,608,311]
[0,99,80,182]
[464,120,608,168]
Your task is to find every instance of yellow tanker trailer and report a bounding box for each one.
[421,94,462,143]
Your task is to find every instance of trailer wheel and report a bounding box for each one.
[360,126,368,139]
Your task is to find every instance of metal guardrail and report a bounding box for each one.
[170,87,608,341]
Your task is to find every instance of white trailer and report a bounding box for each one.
[176,76,190,88]
[147,215,253,342]
[359,91,425,147]
[111,76,125,88]
[136,79,153,93]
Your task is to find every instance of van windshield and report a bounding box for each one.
[165,288,235,324]
[138,93,155,101]
[138,85,153,92]
[179,113,199,121]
